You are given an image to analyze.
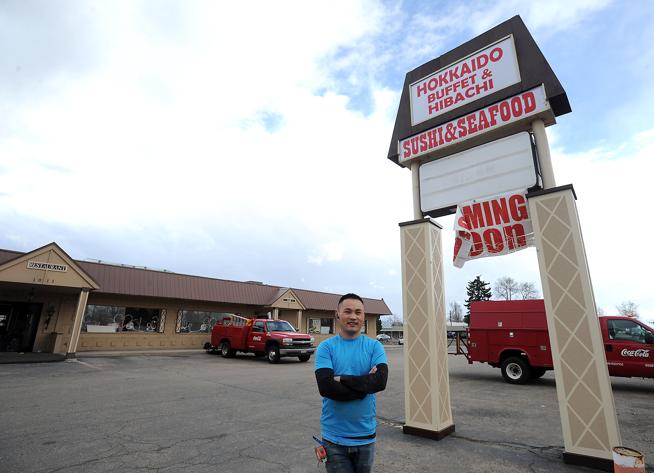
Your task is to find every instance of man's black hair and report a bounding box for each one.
[338,293,364,307]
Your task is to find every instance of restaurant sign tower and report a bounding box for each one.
[390,16,620,471]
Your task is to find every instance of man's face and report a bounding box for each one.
[336,298,365,338]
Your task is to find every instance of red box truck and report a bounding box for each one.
[464,300,654,384]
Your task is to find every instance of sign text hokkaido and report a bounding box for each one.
[410,36,521,126]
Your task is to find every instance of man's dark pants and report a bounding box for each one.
[323,439,375,473]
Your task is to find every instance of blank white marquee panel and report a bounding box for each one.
[419,132,537,214]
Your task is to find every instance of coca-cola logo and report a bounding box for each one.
[621,348,650,358]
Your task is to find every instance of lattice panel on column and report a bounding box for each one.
[403,225,432,425]
[533,195,612,452]
[430,225,452,426]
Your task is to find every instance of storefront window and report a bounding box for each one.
[82,305,162,333]
[176,310,232,333]
[308,318,333,335]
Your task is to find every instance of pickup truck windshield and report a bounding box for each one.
[607,319,654,344]
[266,321,296,332]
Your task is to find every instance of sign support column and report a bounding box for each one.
[67,288,89,359]
[532,119,556,189]
[400,217,454,439]
[411,162,421,219]
[528,186,621,471]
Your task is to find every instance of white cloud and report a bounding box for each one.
[464,0,613,36]
[308,241,346,266]
[368,280,385,291]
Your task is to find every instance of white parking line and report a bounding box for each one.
[66,359,102,370]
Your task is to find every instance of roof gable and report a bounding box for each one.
[268,288,306,310]
[0,242,99,290]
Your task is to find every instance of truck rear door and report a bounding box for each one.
[604,318,654,378]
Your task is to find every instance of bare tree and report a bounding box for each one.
[494,276,519,300]
[616,301,638,318]
[448,301,464,323]
[597,306,605,316]
[518,282,539,300]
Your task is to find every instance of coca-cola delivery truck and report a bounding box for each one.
[206,314,315,364]
[462,300,654,384]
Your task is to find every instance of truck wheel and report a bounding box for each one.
[220,341,236,358]
[267,345,280,364]
[531,368,547,379]
[298,354,311,362]
[501,357,531,384]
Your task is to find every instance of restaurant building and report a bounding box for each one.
[0,243,391,356]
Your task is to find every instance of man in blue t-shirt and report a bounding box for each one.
[315,293,388,473]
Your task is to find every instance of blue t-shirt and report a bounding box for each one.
[315,335,387,446]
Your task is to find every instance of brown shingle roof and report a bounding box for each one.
[0,247,392,315]
[292,288,390,315]
[0,249,22,265]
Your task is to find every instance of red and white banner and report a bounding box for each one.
[453,191,534,268]
[410,36,520,126]
[399,85,549,164]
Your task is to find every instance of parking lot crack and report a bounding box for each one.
[449,433,563,453]
[39,453,127,473]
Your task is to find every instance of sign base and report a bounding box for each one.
[403,424,455,441]
[563,452,613,472]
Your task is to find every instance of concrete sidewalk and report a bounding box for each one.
[0,348,204,364]
[0,352,65,363]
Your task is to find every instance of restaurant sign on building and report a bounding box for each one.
[27,260,68,272]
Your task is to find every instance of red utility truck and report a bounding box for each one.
[463,300,654,384]
[208,315,315,363]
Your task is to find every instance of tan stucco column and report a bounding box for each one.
[399,218,454,439]
[67,288,89,358]
[297,310,303,332]
[272,308,279,320]
[528,186,620,471]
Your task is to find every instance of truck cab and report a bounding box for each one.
[601,316,654,378]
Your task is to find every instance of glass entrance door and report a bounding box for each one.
[0,302,43,352]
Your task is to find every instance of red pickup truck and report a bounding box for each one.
[208,315,315,363]
[463,300,654,384]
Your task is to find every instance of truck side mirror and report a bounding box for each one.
[645,333,654,345]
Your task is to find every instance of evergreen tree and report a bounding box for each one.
[464,275,492,324]
[376,315,383,334]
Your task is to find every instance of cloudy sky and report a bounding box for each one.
[2,0,653,323]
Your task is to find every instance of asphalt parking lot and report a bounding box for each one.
[0,346,652,473]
